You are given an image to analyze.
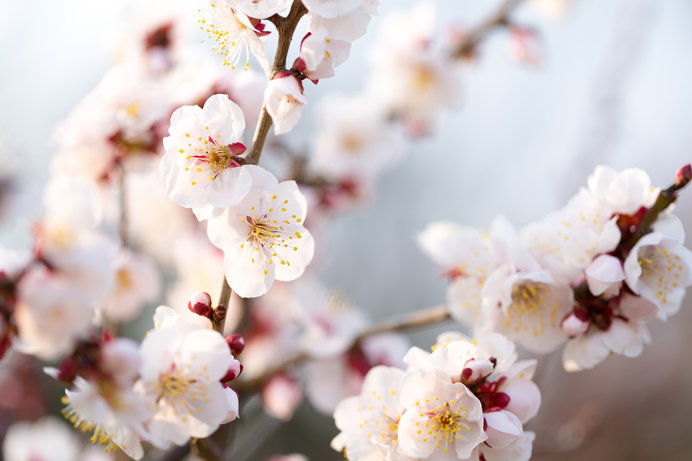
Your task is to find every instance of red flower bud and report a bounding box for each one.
[188,292,212,317]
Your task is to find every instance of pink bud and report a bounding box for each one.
[675,163,692,188]
[221,359,243,382]
[187,291,212,317]
[226,334,245,356]
[461,358,495,384]
[561,312,590,337]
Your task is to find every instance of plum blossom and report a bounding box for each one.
[332,366,411,461]
[308,93,401,181]
[366,1,458,134]
[206,166,314,298]
[139,310,237,446]
[561,294,655,372]
[59,338,152,459]
[264,73,308,135]
[14,268,96,361]
[101,249,161,323]
[299,28,351,80]
[397,370,486,460]
[623,216,692,320]
[417,222,497,326]
[3,417,80,461]
[200,1,271,74]
[404,333,540,461]
[160,94,252,213]
[306,1,378,41]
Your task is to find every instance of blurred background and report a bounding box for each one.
[1,0,691,459]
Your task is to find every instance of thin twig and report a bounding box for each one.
[234,304,451,392]
[451,0,524,59]
[117,162,128,248]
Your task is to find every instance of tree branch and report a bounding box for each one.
[245,0,307,165]
[451,0,524,59]
[234,304,450,392]
[216,0,308,324]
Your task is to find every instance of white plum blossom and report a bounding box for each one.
[139,313,237,446]
[60,339,152,459]
[264,73,308,135]
[397,370,486,460]
[14,268,95,361]
[586,165,659,215]
[403,333,539,461]
[206,166,314,298]
[481,265,573,354]
[307,2,377,41]
[3,417,80,461]
[299,28,351,80]
[521,189,621,284]
[417,222,497,326]
[562,295,655,372]
[623,216,692,320]
[200,1,271,74]
[366,1,458,134]
[332,366,411,461]
[160,94,252,214]
[101,249,161,323]
[308,93,401,181]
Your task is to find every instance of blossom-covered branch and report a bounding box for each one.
[235,304,451,392]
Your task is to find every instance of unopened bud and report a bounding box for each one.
[461,358,495,384]
[221,360,243,382]
[188,292,212,317]
[226,333,245,356]
[213,304,227,324]
[675,163,692,188]
[561,312,590,338]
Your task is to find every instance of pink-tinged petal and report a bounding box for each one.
[585,254,624,296]
[498,378,541,424]
[618,292,657,321]
[483,431,535,461]
[484,410,522,449]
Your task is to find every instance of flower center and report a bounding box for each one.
[154,367,208,421]
[207,145,232,178]
[638,246,683,306]
[511,283,545,313]
[425,402,469,452]
[247,216,281,248]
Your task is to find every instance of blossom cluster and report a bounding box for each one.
[333,332,540,461]
[419,165,692,371]
[51,305,241,459]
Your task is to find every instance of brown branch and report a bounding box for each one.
[216,0,308,327]
[451,0,524,59]
[244,0,308,165]
[234,304,450,392]
[117,162,128,248]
